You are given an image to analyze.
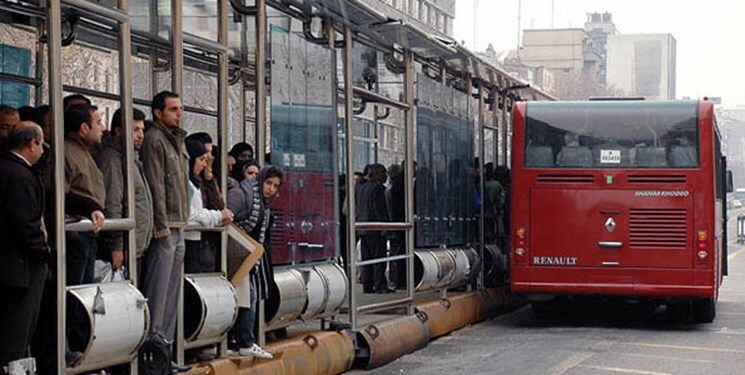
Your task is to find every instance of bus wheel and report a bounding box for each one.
[692,298,716,323]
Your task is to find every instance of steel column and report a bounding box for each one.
[343,25,358,330]
[171,0,185,365]
[171,0,183,95]
[254,0,267,347]
[118,0,136,299]
[403,50,415,316]
[255,0,267,165]
[47,0,66,372]
[500,77,508,166]
[477,83,485,290]
[217,0,230,355]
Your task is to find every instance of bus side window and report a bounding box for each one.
[669,145,697,167]
[635,146,668,167]
[525,145,555,167]
[557,146,593,167]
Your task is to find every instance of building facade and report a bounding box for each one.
[519,28,601,80]
[606,34,677,100]
[362,0,456,37]
[584,12,616,85]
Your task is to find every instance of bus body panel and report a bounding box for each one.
[510,100,723,301]
[530,188,694,269]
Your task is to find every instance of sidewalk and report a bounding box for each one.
[184,287,519,375]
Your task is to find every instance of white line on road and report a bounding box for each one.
[622,353,716,364]
[546,352,595,375]
[621,342,745,354]
[580,365,675,375]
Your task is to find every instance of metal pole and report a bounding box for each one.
[118,0,136,292]
[240,10,249,143]
[217,0,230,355]
[492,87,499,164]
[343,25,358,330]
[34,22,44,105]
[47,0,66,372]
[255,0,266,165]
[403,50,415,315]
[149,0,158,95]
[171,0,183,95]
[477,83,485,290]
[170,0,185,365]
[254,0,267,346]
[500,88,510,167]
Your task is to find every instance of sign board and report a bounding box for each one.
[226,224,264,286]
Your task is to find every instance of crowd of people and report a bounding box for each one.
[0,92,280,373]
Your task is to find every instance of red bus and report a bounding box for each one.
[510,99,729,322]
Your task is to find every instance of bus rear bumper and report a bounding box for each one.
[511,266,716,298]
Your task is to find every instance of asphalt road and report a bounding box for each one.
[360,211,745,375]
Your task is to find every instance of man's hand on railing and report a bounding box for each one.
[91,210,105,233]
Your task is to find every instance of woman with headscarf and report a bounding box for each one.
[228,142,254,162]
[227,165,283,358]
[185,139,234,273]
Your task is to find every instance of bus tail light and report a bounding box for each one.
[514,227,527,264]
[696,230,709,266]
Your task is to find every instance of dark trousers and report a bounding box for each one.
[360,233,387,292]
[388,232,406,289]
[184,239,216,274]
[65,233,97,352]
[0,263,48,366]
[142,229,185,340]
[66,232,98,286]
[232,284,258,349]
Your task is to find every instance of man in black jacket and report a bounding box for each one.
[356,163,391,293]
[0,122,48,367]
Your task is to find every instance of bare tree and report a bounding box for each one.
[551,73,626,100]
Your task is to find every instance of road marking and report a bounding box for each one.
[580,365,674,375]
[728,247,745,261]
[621,342,745,354]
[717,311,745,316]
[546,352,594,375]
[622,353,716,364]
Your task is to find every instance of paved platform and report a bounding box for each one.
[183,286,516,374]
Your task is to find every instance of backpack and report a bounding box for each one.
[138,332,172,375]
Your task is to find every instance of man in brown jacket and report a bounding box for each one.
[64,103,106,286]
[140,91,190,372]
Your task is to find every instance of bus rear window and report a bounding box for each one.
[524,101,699,168]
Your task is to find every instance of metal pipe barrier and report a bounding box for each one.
[265,268,307,327]
[65,282,148,374]
[413,247,481,292]
[738,215,745,243]
[64,218,135,232]
[265,263,349,330]
[182,274,238,349]
[354,312,430,370]
[191,331,355,375]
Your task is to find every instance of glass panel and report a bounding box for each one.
[62,41,120,95]
[183,68,217,111]
[130,0,171,40]
[377,53,404,102]
[182,111,217,139]
[269,24,336,265]
[352,43,377,90]
[525,101,699,168]
[132,54,152,101]
[416,74,476,247]
[183,0,218,42]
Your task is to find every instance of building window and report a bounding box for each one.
[0,44,31,108]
